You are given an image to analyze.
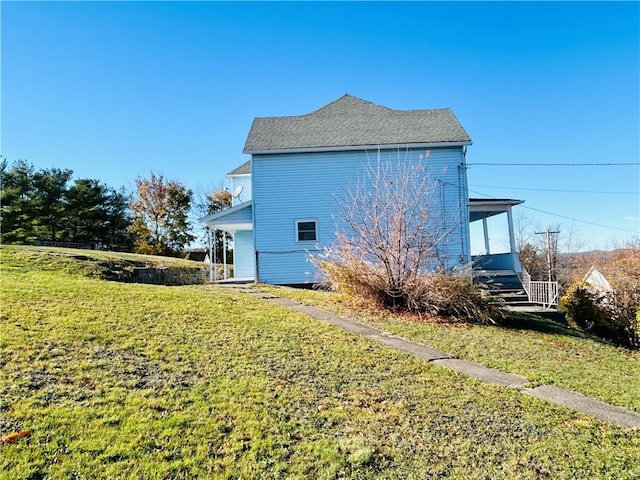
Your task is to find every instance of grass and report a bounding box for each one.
[1,246,639,479]
[255,285,640,415]
[0,245,207,281]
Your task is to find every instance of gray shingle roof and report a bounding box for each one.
[243,94,471,153]
[227,160,250,176]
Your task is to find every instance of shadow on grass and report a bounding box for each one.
[500,311,616,346]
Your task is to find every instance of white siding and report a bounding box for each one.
[252,147,470,285]
[233,229,255,278]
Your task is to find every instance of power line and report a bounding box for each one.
[468,188,640,234]
[469,184,640,195]
[521,205,638,234]
[468,162,640,166]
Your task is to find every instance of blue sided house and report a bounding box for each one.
[201,94,525,287]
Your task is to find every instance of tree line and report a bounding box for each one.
[0,159,231,258]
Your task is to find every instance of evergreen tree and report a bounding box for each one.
[1,159,133,249]
[105,187,134,251]
[0,159,37,243]
[31,167,73,240]
[63,178,110,243]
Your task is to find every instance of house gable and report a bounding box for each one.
[244,94,472,154]
[201,95,476,285]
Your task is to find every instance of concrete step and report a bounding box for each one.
[479,279,524,290]
[500,297,530,305]
[488,289,527,296]
[484,288,528,305]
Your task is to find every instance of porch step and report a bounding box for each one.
[491,290,529,305]
[475,273,523,292]
[475,268,563,318]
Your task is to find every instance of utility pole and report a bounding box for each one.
[535,229,560,283]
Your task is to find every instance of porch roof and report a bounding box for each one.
[227,160,250,177]
[468,198,524,222]
[199,201,253,233]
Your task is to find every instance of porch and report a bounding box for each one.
[469,198,558,309]
[199,201,255,283]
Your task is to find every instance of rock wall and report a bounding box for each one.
[130,267,207,286]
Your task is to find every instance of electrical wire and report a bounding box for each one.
[521,205,639,234]
[469,184,639,195]
[468,188,640,234]
[468,162,640,166]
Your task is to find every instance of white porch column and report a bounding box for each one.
[213,229,218,281]
[506,207,521,272]
[207,227,214,282]
[223,233,227,280]
[482,217,490,255]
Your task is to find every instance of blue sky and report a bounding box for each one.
[2,1,639,252]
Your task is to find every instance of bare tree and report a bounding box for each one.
[513,212,539,252]
[337,159,455,288]
[192,183,232,262]
[316,157,498,322]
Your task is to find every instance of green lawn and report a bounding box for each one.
[1,247,639,479]
[256,285,640,415]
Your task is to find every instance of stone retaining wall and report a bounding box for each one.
[129,267,207,286]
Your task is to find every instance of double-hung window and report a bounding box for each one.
[296,219,317,242]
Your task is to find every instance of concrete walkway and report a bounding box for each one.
[243,289,640,430]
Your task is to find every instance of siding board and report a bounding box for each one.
[230,175,252,206]
[233,230,255,278]
[252,147,470,284]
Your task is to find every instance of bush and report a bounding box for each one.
[317,256,502,324]
[560,281,639,350]
[315,157,503,324]
[559,241,640,350]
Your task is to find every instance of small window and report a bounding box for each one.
[296,220,317,242]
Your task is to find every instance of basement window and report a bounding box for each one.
[296,219,317,242]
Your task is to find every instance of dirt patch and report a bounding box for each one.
[0,342,201,409]
[88,347,197,391]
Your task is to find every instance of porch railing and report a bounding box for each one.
[518,269,559,309]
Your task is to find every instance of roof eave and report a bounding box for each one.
[225,173,251,181]
[244,141,472,155]
[468,199,524,210]
[199,200,253,224]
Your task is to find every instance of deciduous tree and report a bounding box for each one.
[205,187,233,263]
[130,173,195,257]
[205,187,232,215]
[192,184,233,263]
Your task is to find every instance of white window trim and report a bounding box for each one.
[295,219,318,243]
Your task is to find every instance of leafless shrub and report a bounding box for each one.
[315,155,501,324]
[318,255,501,324]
